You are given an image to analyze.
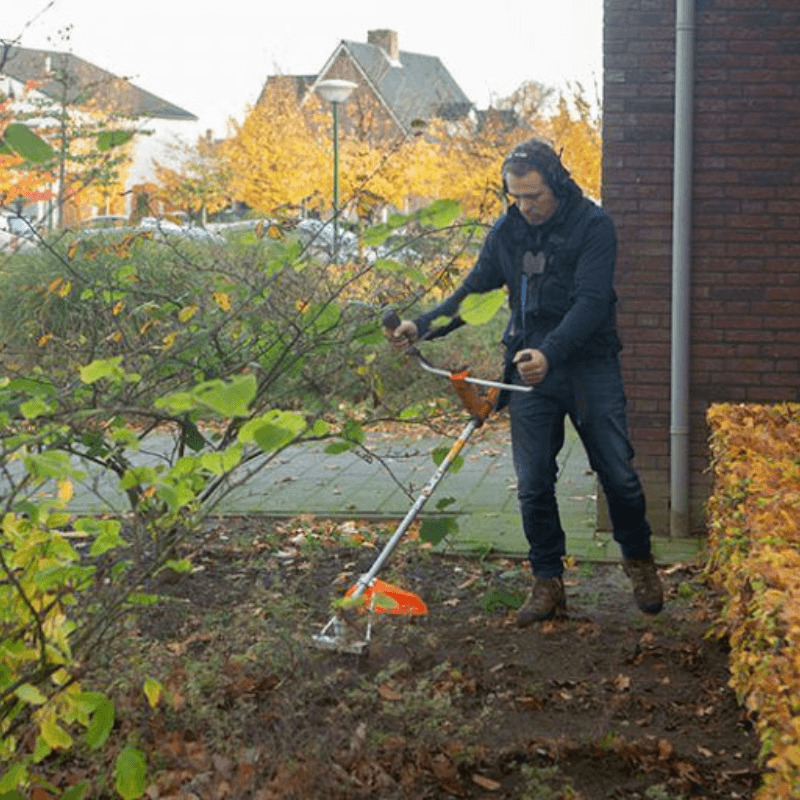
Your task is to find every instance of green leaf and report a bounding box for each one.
[484,588,525,612]
[196,445,242,475]
[194,375,257,417]
[182,420,205,452]
[22,450,72,479]
[2,123,55,163]
[7,377,58,397]
[435,497,457,511]
[432,446,464,474]
[309,418,330,437]
[417,198,461,228]
[324,441,353,454]
[61,781,89,800]
[15,683,47,705]
[89,522,126,557]
[419,516,459,545]
[252,422,295,452]
[80,356,124,385]
[398,404,423,420]
[163,558,192,574]
[460,288,507,326]
[373,257,402,272]
[239,410,305,451]
[85,696,115,749]
[362,223,394,247]
[97,130,135,151]
[0,765,26,793]
[41,715,73,749]
[115,746,147,800]
[342,418,364,444]
[19,397,53,419]
[143,678,163,709]
[154,391,194,413]
[126,593,161,605]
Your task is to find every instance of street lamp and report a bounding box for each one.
[314,78,357,261]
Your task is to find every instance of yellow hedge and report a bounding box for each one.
[705,402,800,799]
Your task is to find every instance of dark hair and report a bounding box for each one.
[502,138,582,200]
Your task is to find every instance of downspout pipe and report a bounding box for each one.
[670,0,695,537]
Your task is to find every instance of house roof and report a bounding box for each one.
[0,45,197,121]
[326,39,473,134]
[257,74,316,106]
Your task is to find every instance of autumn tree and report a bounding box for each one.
[1,38,137,229]
[542,82,602,200]
[178,77,601,230]
[153,131,233,223]
[220,78,328,215]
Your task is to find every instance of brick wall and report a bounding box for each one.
[603,0,800,537]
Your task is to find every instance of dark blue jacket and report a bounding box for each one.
[415,196,622,370]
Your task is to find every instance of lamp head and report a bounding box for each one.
[315,79,358,104]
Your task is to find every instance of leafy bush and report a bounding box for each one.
[0,196,514,795]
[705,402,800,799]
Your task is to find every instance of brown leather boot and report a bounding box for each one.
[516,576,567,627]
[623,555,664,614]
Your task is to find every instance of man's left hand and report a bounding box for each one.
[513,349,549,386]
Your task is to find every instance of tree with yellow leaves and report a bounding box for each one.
[543,82,602,201]
[153,132,233,222]
[183,77,601,227]
[220,78,330,215]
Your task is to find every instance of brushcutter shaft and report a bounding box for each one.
[350,416,480,599]
[381,307,530,393]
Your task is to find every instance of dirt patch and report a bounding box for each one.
[80,515,762,799]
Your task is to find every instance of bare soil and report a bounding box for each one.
[75,513,764,800]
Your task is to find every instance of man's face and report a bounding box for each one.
[505,170,559,226]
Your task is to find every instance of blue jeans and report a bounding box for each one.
[508,355,652,577]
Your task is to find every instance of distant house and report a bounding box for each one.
[0,44,197,224]
[259,30,475,139]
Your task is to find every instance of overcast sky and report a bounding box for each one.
[4,0,603,139]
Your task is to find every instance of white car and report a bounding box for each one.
[296,218,358,258]
[138,217,222,242]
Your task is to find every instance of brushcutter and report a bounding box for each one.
[311,309,531,656]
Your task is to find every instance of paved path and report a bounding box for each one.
[214,420,701,563]
[60,419,701,563]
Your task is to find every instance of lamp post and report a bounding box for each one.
[314,79,357,261]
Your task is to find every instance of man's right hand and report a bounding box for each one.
[386,319,419,350]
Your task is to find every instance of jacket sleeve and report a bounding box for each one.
[414,222,508,339]
[537,213,618,367]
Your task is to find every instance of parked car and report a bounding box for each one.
[0,213,39,252]
[137,217,222,242]
[296,218,358,260]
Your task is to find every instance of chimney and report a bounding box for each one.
[367,30,399,62]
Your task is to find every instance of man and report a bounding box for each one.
[387,138,663,625]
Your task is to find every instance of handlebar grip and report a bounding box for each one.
[382,308,402,332]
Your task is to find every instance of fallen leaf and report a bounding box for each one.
[457,574,480,590]
[431,753,464,796]
[658,738,674,760]
[540,621,557,634]
[517,694,545,711]
[697,744,714,757]
[472,773,502,790]
[378,683,403,702]
[612,673,632,692]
